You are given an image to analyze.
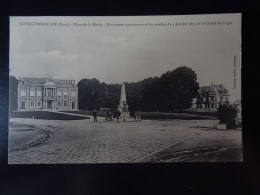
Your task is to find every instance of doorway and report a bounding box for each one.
[47,100,53,109]
[72,102,75,109]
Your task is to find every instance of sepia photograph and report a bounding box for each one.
[8,14,242,164]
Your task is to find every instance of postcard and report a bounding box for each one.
[9,14,241,163]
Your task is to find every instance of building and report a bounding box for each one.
[17,77,78,111]
[195,83,230,111]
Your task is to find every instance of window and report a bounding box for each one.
[30,89,35,97]
[21,88,26,97]
[20,101,26,109]
[63,101,67,107]
[58,101,61,107]
[225,97,228,101]
[37,100,41,107]
[37,89,42,97]
[203,97,206,102]
[57,90,62,98]
[63,90,68,98]
[47,89,52,97]
[71,91,76,98]
[30,100,35,107]
[211,97,214,101]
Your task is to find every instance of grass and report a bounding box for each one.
[135,112,215,120]
[10,111,90,120]
[60,110,217,120]
[182,111,218,117]
[60,110,108,117]
[61,110,217,120]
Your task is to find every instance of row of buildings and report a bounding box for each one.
[17,77,231,112]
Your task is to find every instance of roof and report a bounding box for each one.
[198,83,230,96]
[20,77,76,87]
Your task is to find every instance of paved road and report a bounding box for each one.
[8,117,242,164]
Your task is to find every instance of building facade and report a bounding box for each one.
[195,83,230,110]
[17,77,78,111]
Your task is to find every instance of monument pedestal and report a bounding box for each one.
[118,105,129,121]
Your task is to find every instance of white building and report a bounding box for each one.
[17,77,78,111]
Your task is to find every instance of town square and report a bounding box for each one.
[9,115,242,164]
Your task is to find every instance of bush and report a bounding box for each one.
[217,104,238,129]
[134,112,212,120]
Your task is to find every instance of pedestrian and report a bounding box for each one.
[92,109,97,122]
[135,114,141,122]
[106,110,112,121]
[116,109,121,123]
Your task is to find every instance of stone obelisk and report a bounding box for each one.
[118,83,129,118]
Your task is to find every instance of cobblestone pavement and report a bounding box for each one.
[8,118,242,164]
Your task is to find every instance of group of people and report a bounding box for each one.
[92,109,121,123]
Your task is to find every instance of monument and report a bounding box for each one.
[118,83,129,120]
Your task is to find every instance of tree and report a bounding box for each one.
[77,78,120,110]
[163,66,199,112]
[137,66,199,112]
[104,83,121,109]
[9,76,19,112]
[77,78,102,110]
[125,81,144,114]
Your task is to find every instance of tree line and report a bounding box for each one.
[78,66,199,113]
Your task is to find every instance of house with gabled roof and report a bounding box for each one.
[17,76,78,111]
[195,83,230,111]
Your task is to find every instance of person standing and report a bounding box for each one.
[116,109,121,123]
[106,110,112,121]
[92,109,97,122]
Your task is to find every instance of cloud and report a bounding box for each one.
[35,50,78,60]
[10,50,78,79]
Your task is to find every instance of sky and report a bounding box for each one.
[10,14,241,102]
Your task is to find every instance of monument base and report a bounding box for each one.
[120,112,129,121]
[118,103,129,120]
